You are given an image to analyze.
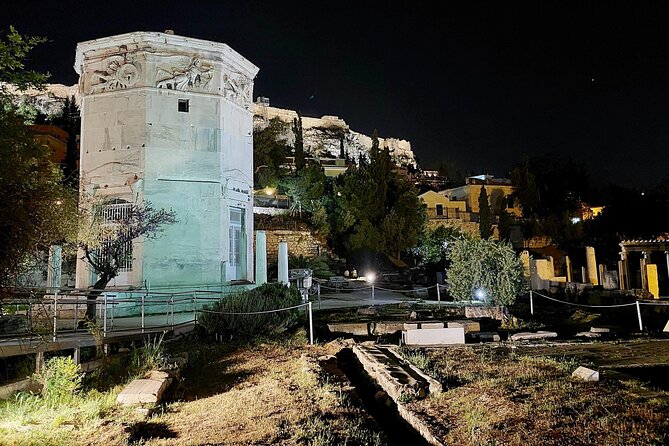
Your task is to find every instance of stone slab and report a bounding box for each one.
[0,378,39,400]
[447,320,481,333]
[464,305,508,321]
[572,366,599,382]
[116,377,171,405]
[590,327,610,333]
[576,331,601,338]
[327,323,370,336]
[402,327,465,346]
[403,323,419,331]
[510,331,558,341]
[371,322,405,335]
[352,345,441,402]
[419,322,444,329]
[468,331,501,343]
[663,319,669,333]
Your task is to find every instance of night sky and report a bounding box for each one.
[3,1,668,188]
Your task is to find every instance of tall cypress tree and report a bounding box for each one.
[478,184,493,239]
[293,112,305,171]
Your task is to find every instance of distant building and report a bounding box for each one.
[30,124,68,166]
[418,190,479,237]
[441,175,521,217]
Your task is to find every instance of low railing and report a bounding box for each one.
[0,285,315,346]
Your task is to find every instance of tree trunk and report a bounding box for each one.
[84,274,112,323]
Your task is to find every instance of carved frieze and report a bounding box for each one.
[89,51,141,94]
[223,73,252,109]
[155,55,214,92]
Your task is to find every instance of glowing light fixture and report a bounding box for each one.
[473,287,487,302]
[264,187,276,196]
[366,272,376,283]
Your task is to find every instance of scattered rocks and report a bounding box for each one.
[409,311,418,320]
[572,366,599,382]
[510,331,558,341]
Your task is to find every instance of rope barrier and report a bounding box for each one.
[196,302,309,316]
[531,291,637,308]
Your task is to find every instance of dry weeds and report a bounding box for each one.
[403,346,669,446]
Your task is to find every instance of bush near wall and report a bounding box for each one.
[199,283,303,342]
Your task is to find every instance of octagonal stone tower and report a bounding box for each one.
[74,31,259,289]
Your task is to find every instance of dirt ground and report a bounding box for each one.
[86,334,385,446]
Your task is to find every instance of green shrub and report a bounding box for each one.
[446,237,527,305]
[199,283,303,342]
[34,356,83,402]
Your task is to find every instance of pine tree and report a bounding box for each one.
[478,184,493,239]
[293,112,305,171]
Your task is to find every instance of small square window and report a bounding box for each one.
[178,99,189,112]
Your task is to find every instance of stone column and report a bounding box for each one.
[665,251,669,281]
[278,241,289,285]
[255,231,267,285]
[519,250,531,279]
[565,256,572,282]
[581,266,587,283]
[598,264,606,287]
[640,252,649,291]
[46,245,62,289]
[617,259,626,290]
[585,246,598,286]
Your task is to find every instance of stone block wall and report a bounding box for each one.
[258,230,329,265]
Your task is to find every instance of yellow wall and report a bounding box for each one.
[647,264,660,299]
[445,184,521,216]
[419,190,466,211]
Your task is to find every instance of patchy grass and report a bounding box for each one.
[400,346,669,446]
[125,332,384,445]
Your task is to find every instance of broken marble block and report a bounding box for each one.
[572,366,599,382]
[510,331,558,341]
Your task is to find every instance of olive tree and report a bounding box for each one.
[446,237,526,305]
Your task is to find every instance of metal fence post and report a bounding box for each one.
[141,292,145,333]
[110,293,115,331]
[103,293,107,338]
[436,284,441,304]
[308,301,314,345]
[170,294,174,330]
[194,293,198,326]
[530,290,534,315]
[317,283,321,310]
[371,284,375,301]
[52,289,58,342]
[636,301,643,331]
[74,293,78,332]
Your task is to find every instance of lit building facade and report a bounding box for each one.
[74,31,259,289]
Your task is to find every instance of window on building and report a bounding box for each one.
[98,199,133,271]
[229,208,244,267]
[178,99,189,113]
[436,204,444,216]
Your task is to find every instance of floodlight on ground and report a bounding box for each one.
[366,272,376,283]
[473,287,487,302]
